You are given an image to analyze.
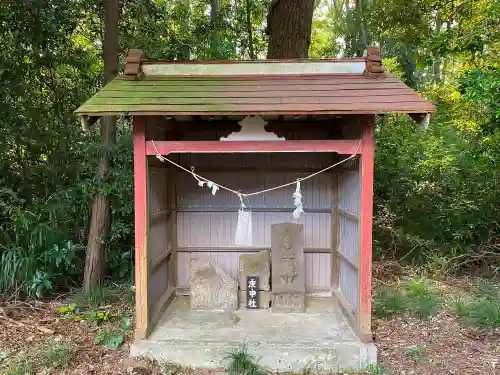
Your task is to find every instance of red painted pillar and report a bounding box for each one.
[133,116,149,339]
[359,115,375,342]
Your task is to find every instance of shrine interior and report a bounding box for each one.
[131,115,374,371]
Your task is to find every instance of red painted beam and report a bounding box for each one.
[358,115,375,342]
[146,139,361,155]
[133,117,149,339]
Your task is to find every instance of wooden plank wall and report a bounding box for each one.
[175,152,333,293]
[333,157,361,326]
[148,167,169,303]
[144,117,177,334]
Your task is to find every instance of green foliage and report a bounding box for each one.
[374,278,442,319]
[0,0,498,302]
[341,364,386,374]
[311,0,499,274]
[404,345,428,364]
[4,358,36,375]
[365,364,386,375]
[0,0,272,299]
[4,342,77,374]
[72,284,123,308]
[93,315,132,349]
[223,344,267,375]
[455,280,500,329]
[40,343,78,370]
[374,111,500,269]
[59,302,112,322]
[94,326,125,349]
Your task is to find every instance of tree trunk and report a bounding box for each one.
[355,0,367,57]
[210,0,221,58]
[266,0,315,59]
[84,0,119,293]
[246,0,256,59]
[433,12,442,81]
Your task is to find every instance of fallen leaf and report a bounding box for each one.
[37,326,55,334]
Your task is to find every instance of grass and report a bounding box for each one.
[71,284,124,308]
[223,344,267,375]
[455,279,500,329]
[4,341,77,374]
[340,364,386,374]
[159,361,183,375]
[404,345,428,364]
[373,277,442,319]
[41,343,78,370]
[0,247,36,297]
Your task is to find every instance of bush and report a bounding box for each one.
[374,66,500,273]
[374,113,500,271]
[0,129,134,298]
[455,280,500,329]
[373,277,442,319]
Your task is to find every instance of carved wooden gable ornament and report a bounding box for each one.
[220,115,285,141]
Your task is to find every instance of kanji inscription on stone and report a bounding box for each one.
[246,276,260,309]
[271,223,305,312]
[273,293,305,313]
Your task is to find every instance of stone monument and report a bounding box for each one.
[238,250,271,308]
[271,223,305,312]
[190,259,238,312]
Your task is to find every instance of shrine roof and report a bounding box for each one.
[75,48,434,122]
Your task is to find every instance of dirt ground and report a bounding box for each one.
[0,298,499,375]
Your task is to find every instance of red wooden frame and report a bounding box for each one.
[146,139,361,155]
[358,116,375,342]
[133,116,375,341]
[133,117,149,339]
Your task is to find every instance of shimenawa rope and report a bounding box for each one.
[151,140,361,199]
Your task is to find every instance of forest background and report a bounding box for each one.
[0,0,499,298]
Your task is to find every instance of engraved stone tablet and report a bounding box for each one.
[271,223,305,312]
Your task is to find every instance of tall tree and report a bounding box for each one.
[266,0,315,58]
[84,0,120,292]
[355,0,367,56]
[246,0,256,59]
[210,0,221,58]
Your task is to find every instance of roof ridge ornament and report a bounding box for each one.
[363,47,384,78]
[124,49,144,79]
[220,115,285,141]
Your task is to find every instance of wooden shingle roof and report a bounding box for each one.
[75,48,434,119]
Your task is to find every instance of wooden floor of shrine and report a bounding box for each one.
[130,296,376,372]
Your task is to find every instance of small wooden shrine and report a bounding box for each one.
[75,47,434,371]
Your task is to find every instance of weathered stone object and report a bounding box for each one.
[238,250,271,291]
[190,259,238,312]
[271,223,305,312]
[273,293,305,313]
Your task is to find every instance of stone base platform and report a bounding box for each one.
[130,296,376,373]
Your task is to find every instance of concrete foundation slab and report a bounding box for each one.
[130,296,376,373]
